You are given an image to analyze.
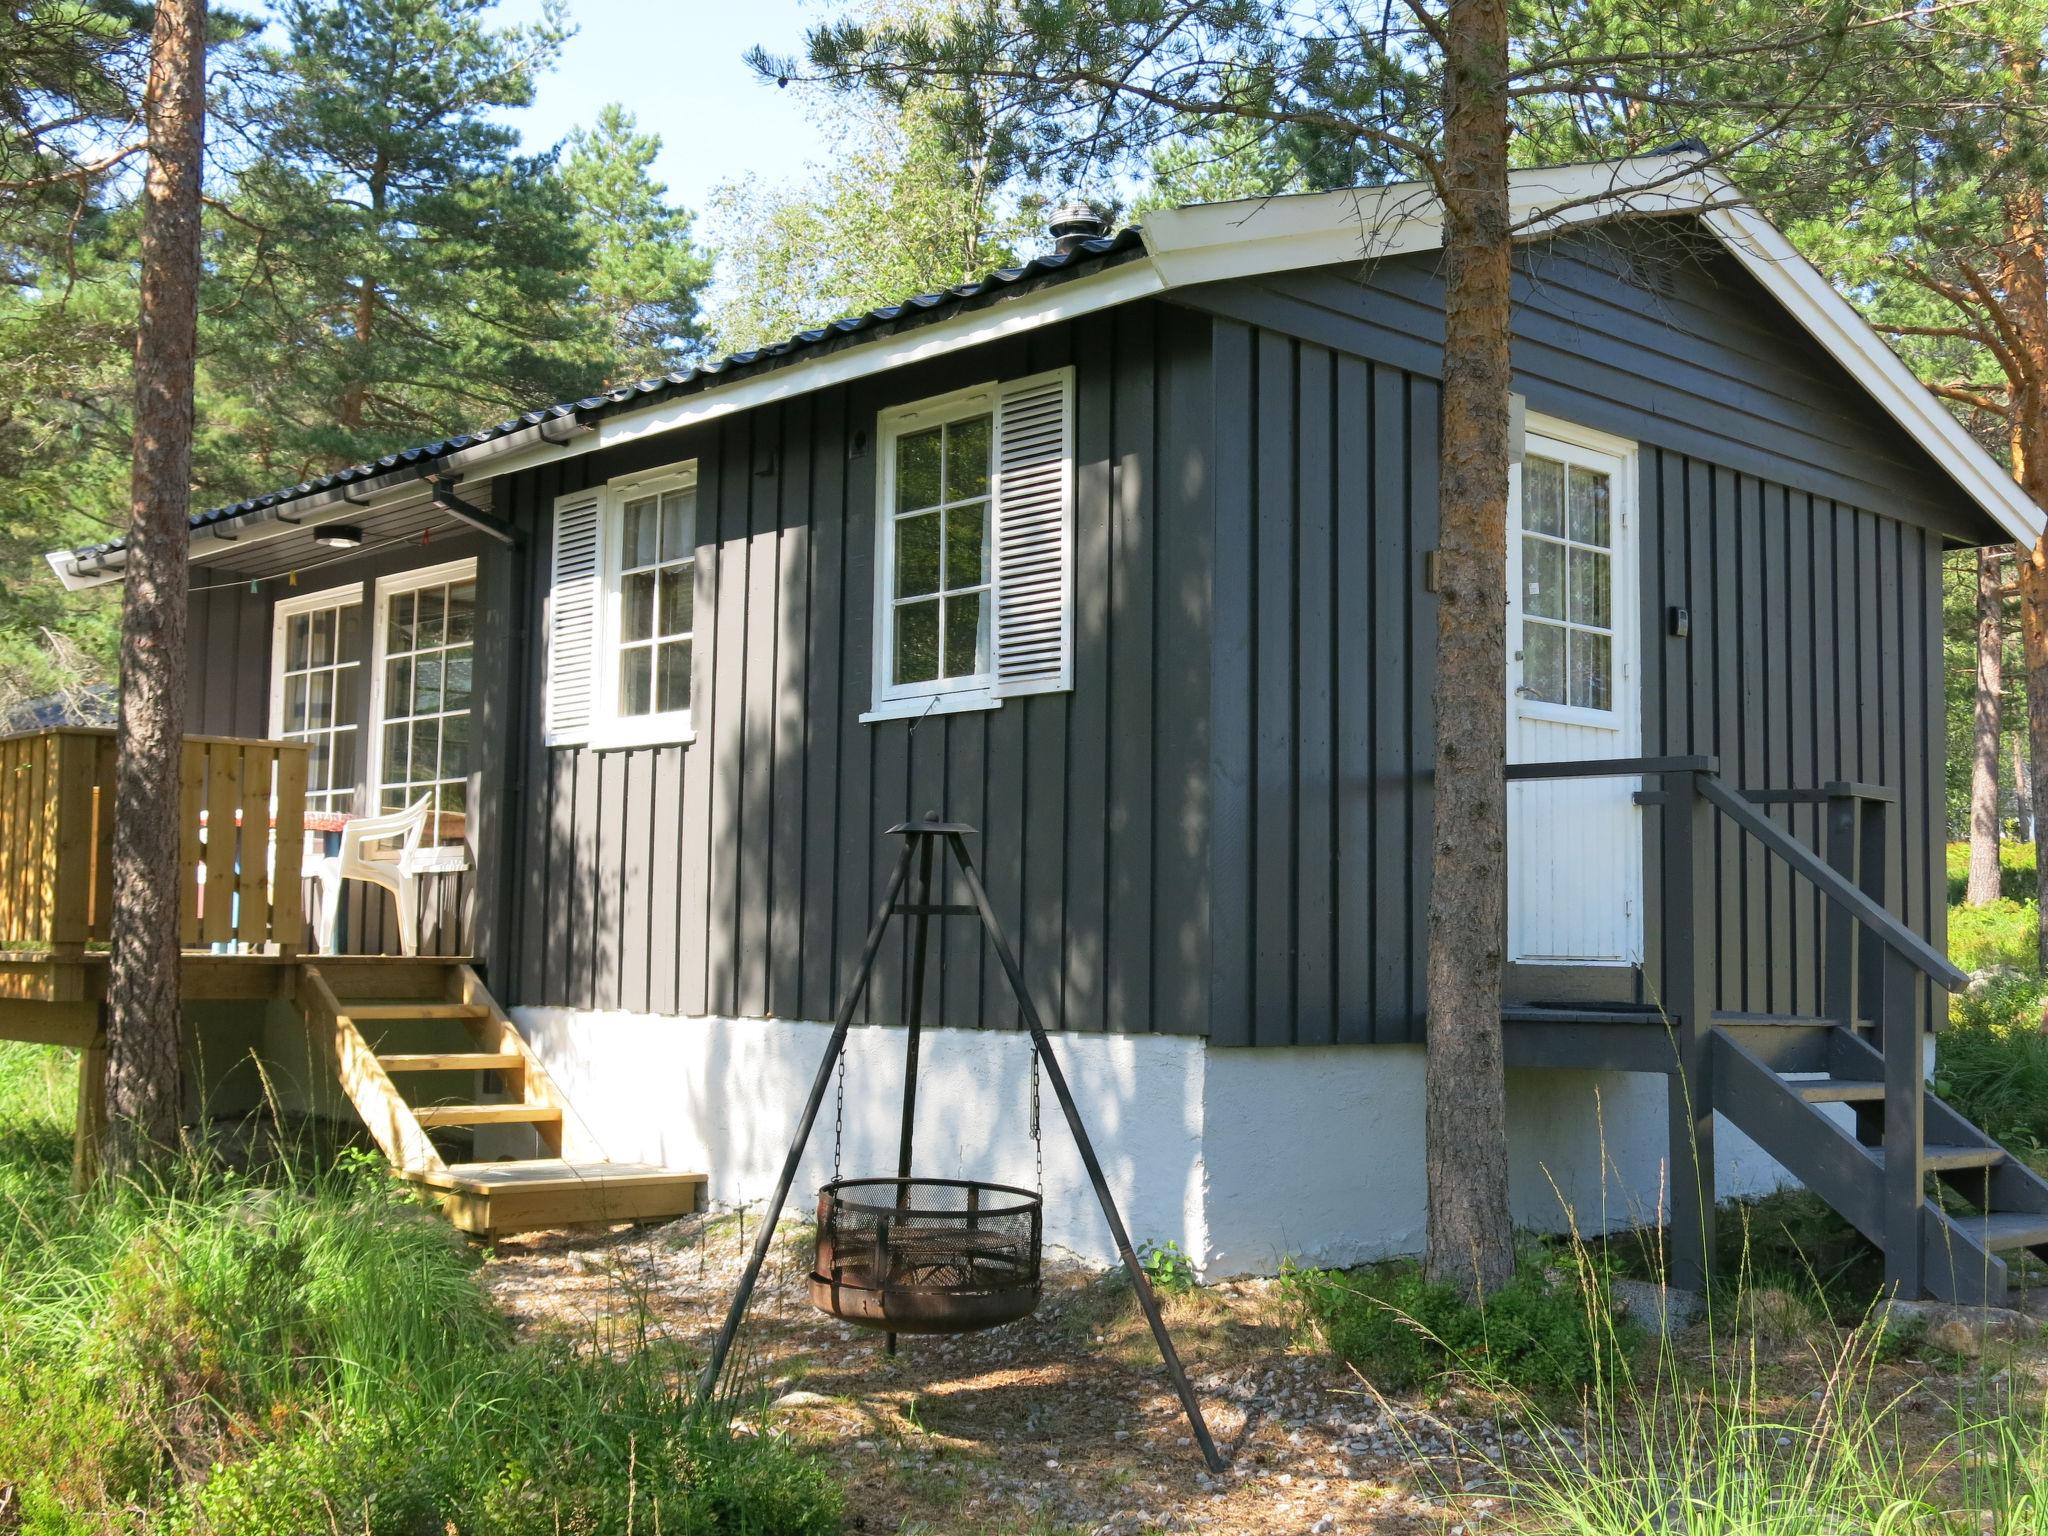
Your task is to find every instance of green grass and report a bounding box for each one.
[1281,1248,1629,1398]
[0,1042,840,1535]
[1948,838,2039,906]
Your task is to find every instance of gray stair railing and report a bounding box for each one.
[1505,757,1966,1296]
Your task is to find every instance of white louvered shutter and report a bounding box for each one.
[545,489,604,745]
[990,367,1076,697]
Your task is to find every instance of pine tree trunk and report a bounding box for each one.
[1968,546,2006,905]
[1423,0,1517,1303]
[2016,733,2033,841]
[2000,169,2048,973]
[2019,534,2048,968]
[103,0,205,1172]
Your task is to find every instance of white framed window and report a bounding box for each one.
[864,368,1075,723]
[544,464,699,750]
[368,557,477,849]
[875,386,995,708]
[268,582,365,815]
[1509,434,1629,725]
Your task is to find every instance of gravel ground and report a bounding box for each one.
[483,1210,1522,1535]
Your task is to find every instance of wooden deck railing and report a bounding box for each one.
[0,728,307,957]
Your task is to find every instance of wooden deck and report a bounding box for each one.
[0,727,701,1236]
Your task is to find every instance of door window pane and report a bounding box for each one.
[277,597,366,814]
[376,571,475,845]
[1522,620,1565,704]
[1522,536,1564,620]
[1523,457,1564,537]
[1569,631,1612,711]
[1518,453,1617,715]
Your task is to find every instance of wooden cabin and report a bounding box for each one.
[19,153,2046,1299]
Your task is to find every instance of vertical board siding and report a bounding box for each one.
[1639,451,1947,1019]
[1206,365,1946,1044]
[1207,327,1442,1048]
[506,305,1218,1035]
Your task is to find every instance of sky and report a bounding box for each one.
[490,0,830,215]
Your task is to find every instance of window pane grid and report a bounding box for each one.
[617,487,695,719]
[378,578,474,839]
[1519,457,1615,713]
[279,603,362,814]
[890,414,992,687]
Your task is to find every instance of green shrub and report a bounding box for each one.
[1937,993,2048,1157]
[1951,898,2043,975]
[1282,1255,1624,1397]
[1135,1238,1198,1296]
[0,1042,841,1535]
[1948,839,2039,906]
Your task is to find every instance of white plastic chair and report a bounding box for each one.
[311,797,433,956]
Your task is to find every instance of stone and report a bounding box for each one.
[1968,965,2027,996]
[1608,1277,1704,1332]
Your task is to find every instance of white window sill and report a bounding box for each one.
[582,715,697,752]
[861,690,1000,725]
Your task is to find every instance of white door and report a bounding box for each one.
[1506,423,1643,966]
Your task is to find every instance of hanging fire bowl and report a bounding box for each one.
[810,1177,1043,1334]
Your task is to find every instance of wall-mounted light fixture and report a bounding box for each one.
[312,524,364,550]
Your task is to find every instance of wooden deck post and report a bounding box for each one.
[72,1009,108,1192]
[1661,769,1717,1293]
[1822,791,1859,1030]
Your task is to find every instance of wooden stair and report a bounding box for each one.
[1713,1019,2048,1304]
[298,960,706,1237]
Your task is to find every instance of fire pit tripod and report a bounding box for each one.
[695,815,1224,1472]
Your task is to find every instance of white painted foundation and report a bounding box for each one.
[513,1007,1800,1277]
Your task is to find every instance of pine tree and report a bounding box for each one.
[104,0,205,1170]
[204,0,588,477]
[561,104,711,385]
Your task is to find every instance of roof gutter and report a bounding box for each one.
[46,413,591,590]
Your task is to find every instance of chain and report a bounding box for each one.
[1030,1047,1042,1195]
[832,1048,846,1183]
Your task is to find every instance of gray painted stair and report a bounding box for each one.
[1712,1023,2048,1305]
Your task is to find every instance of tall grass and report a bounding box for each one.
[1303,1211,2048,1536]
[0,1042,840,1535]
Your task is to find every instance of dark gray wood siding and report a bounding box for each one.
[499,301,1220,1035]
[1184,222,1968,1044]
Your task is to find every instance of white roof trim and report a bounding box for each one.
[1138,159,2039,545]
[1695,186,2042,544]
[50,155,2037,582]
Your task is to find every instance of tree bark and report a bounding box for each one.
[103,0,204,1172]
[1423,0,1517,1302]
[2016,732,2033,842]
[1999,168,2048,971]
[1968,546,2007,905]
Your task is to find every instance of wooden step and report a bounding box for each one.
[411,1103,562,1129]
[1953,1211,2048,1252]
[377,1051,524,1073]
[340,1002,492,1022]
[1871,1143,2007,1173]
[407,1160,708,1238]
[1793,1078,1886,1104]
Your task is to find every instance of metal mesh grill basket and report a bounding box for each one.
[810,1177,1043,1333]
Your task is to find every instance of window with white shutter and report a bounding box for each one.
[866,367,1074,721]
[990,368,1074,697]
[545,490,602,746]
[545,462,701,750]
